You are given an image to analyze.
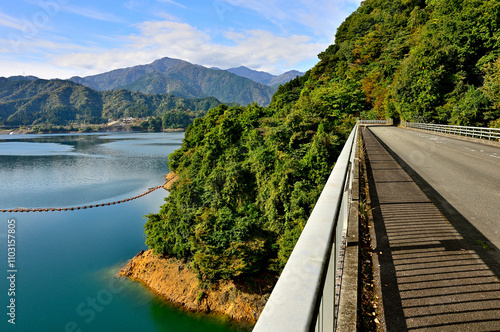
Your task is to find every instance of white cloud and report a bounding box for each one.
[0,34,90,55]
[52,19,328,76]
[0,59,83,79]
[219,0,362,41]
[124,0,149,10]
[2,0,363,78]
[154,11,180,21]
[156,0,187,9]
[0,11,24,31]
[62,5,125,23]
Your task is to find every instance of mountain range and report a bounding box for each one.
[0,58,304,127]
[222,66,304,87]
[69,57,302,106]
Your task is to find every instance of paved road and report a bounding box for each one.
[367,125,500,249]
[363,127,500,331]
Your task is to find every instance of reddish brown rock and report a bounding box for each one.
[120,249,272,325]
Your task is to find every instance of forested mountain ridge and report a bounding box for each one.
[225,66,305,87]
[144,0,500,284]
[70,57,277,106]
[0,78,221,127]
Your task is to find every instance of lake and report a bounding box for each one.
[0,132,243,332]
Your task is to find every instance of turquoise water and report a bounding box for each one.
[0,132,244,332]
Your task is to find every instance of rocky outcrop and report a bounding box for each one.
[163,172,179,191]
[120,250,272,325]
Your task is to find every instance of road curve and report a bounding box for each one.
[367,125,500,249]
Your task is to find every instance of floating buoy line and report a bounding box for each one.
[1,183,166,213]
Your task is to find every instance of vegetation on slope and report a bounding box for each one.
[0,79,221,127]
[330,0,500,127]
[145,83,361,281]
[144,0,500,284]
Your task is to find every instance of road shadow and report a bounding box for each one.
[362,126,500,331]
[368,127,500,276]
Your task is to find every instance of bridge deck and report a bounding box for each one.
[362,125,500,331]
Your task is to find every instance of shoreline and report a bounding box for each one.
[119,250,272,326]
[122,173,272,326]
[0,126,185,136]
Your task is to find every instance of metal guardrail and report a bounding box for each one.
[358,119,392,124]
[253,124,359,332]
[402,121,500,141]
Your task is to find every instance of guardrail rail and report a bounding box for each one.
[359,119,393,125]
[253,123,359,332]
[402,121,500,141]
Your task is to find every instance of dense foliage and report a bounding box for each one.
[145,90,360,281]
[331,0,500,126]
[145,0,500,283]
[0,79,221,127]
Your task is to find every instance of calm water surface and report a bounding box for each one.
[0,132,244,332]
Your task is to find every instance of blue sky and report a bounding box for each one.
[0,0,362,79]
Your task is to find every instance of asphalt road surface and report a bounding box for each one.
[367,125,500,249]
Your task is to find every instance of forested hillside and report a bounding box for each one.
[145,0,500,283]
[333,0,500,127]
[0,78,221,127]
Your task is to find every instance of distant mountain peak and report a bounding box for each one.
[68,57,276,106]
[225,66,304,87]
[2,75,39,82]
